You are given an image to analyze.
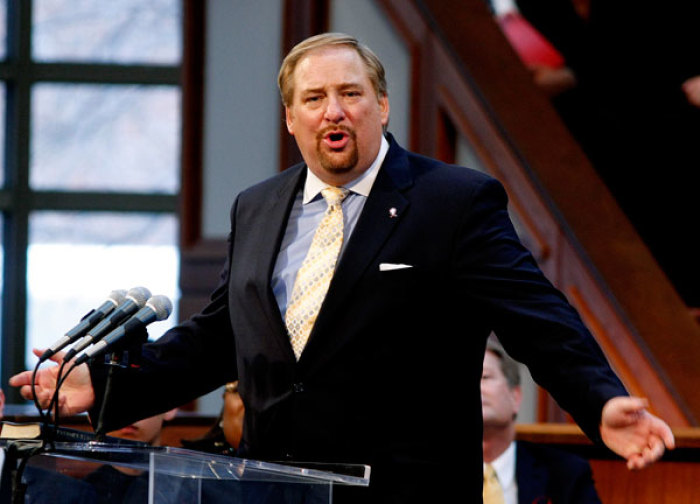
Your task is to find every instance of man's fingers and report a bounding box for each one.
[19,385,34,401]
[9,370,33,387]
[627,455,644,470]
[603,396,650,427]
[651,418,676,449]
[620,396,649,415]
[31,347,66,364]
[625,435,668,470]
[640,438,663,465]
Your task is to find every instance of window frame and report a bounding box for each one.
[0,1,183,400]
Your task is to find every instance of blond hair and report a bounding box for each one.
[277,32,388,107]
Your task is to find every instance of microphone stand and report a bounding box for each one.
[94,357,117,442]
[2,440,45,504]
[94,332,148,441]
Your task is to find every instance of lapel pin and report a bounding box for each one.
[389,207,398,218]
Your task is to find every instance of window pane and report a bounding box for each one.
[0,83,5,187]
[0,0,6,60]
[33,0,181,64]
[31,84,180,193]
[26,212,180,369]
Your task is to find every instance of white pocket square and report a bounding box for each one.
[379,263,413,271]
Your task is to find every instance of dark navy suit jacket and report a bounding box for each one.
[91,135,626,503]
[516,441,601,504]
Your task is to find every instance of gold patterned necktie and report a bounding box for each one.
[285,186,349,360]
[483,463,505,504]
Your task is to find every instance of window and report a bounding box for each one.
[0,0,183,393]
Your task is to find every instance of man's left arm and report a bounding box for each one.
[454,176,674,464]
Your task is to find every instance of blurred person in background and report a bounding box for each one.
[482,337,601,503]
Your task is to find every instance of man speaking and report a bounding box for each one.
[12,33,674,503]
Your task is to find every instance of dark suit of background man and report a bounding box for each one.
[13,32,674,504]
[482,337,601,504]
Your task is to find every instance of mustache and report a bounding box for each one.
[315,125,356,142]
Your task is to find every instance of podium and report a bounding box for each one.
[3,440,370,503]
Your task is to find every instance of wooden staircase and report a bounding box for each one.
[375,0,700,425]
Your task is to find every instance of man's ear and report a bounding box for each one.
[512,385,523,417]
[163,408,178,422]
[285,107,295,135]
[379,95,390,126]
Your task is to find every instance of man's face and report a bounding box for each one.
[285,45,389,186]
[481,351,521,429]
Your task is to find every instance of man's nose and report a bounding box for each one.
[324,95,345,122]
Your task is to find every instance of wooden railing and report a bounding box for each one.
[517,424,700,503]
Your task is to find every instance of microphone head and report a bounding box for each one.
[146,295,173,321]
[108,289,128,306]
[126,286,151,307]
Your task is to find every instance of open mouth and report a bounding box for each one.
[324,130,349,149]
[319,126,354,151]
[329,132,344,142]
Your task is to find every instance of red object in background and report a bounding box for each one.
[497,12,565,68]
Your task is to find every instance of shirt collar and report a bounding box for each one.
[487,441,516,492]
[302,135,389,204]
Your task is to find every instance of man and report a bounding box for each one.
[12,33,673,503]
[482,338,601,503]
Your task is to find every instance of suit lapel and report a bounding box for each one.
[298,137,413,366]
[253,165,306,357]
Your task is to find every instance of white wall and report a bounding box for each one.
[201,0,283,239]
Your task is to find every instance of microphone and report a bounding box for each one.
[39,290,127,362]
[63,286,151,362]
[74,295,173,365]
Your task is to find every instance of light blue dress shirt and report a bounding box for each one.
[271,136,390,318]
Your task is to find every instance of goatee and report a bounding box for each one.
[315,126,358,174]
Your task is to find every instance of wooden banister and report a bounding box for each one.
[373,0,700,425]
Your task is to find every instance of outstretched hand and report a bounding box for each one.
[9,348,96,417]
[600,396,675,470]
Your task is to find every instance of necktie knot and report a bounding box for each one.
[321,187,348,208]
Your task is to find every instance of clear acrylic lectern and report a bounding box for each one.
[4,441,370,503]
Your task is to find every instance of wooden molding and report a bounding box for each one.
[180,0,206,247]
